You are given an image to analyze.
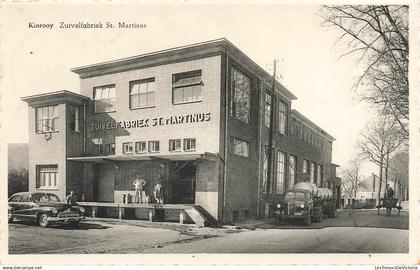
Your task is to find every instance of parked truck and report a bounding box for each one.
[274,182,337,226]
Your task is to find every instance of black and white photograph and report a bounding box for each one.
[0,1,417,266]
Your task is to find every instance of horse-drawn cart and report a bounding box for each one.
[377,198,402,216]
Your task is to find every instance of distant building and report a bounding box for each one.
[21,38,340,222]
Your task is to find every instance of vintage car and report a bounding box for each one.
[8,192,85,228]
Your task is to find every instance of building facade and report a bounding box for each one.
[22,39,340,223]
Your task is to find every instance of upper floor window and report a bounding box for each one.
[169,139,181,152]
[122,142,134,154]
[173,70,202,104]
[232,137,250,157]
[94,84,116,113]
[69,105,80,132]
[264,92,272,128]
[130,78,155,109]
[36,105,59,133]
[135,141,147,153]
[36,165,58,189]
[149,141,160,153]
[231,67,251,124]
[183,138,196,151]
[278,101,287,135]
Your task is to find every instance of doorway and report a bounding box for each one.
[169,161,196,204]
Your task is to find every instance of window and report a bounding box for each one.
[135,141,147,153]
[264,92,272,128]
[21,194,32,202]
[173,70,202,104]
[262,146,269,193]
[231,67,251,124]
[69,106,80,132]
[122,142,134,154]
[302,159,309,174]
[36,165,58,189]
[310,162,316,183]
[9,195,21,202]
[317,164,323,186]
[94,85,116,113]
[36,105,59,133]
[105,143,115,155]
[130,78,155,109]
[183,138,196,151]
[169,139,181,152]
[149,141,160,153]
[278,101,287,134]
[276,151,286,194]
[288,155,297,189]
[233,138,250,157]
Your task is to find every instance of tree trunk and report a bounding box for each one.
[385,152,390,191]
[377,155,384,203]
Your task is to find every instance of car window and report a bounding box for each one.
[9,195,21,202]
[33,194,49,202]
[294,192,305,199]
[285,192,294,199]
[48,194,61,202]
[21,194,32,202]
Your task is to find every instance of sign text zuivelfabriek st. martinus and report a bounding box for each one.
[28,22,146,29]
[90,112,212,131]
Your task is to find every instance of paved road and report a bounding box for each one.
[8,209,408,254]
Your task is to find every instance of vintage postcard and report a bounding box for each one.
[0,0,418,266]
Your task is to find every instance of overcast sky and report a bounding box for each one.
[1,3,377,175]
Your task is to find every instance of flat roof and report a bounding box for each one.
[71,38,297,101]
[291,109,335,141]
[21,90,89,106]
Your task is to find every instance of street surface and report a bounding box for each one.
[8,208,408,254]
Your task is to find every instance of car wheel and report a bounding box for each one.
[38,213,50,228]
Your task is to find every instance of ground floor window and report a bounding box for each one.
[310,162,316,183]
[149,141,160,153]
[317,164,322,186]
[36,165,58,188]
[183,138,196,151]
[276,151,286,194]
[169,139,181,152]
[288,155,297,189]
[262,146,269,193]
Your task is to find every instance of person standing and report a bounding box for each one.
[133,175,147,203]
[66,190,77,205]
[153,173,164,204]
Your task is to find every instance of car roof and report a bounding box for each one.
[9,192,55,197]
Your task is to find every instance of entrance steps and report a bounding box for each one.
[185,205,218,227]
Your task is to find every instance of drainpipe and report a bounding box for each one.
[222,51,229,222]
[83,100,86,154]
[256,78,263,218]
[265,59,277,217]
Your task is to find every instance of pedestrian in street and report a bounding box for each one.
[66,190,78,205]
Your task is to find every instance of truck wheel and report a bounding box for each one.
[38,213,50,228]
[304,215,311,226]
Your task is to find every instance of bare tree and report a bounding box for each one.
[321,5,409,139]
[389,149,409,200]
[341,156,364,200]
[358,116,405,202]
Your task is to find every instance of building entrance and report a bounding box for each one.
[168,161,196,204]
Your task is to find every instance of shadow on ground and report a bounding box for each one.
[11,220,110,230]
[254,209,409,230]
